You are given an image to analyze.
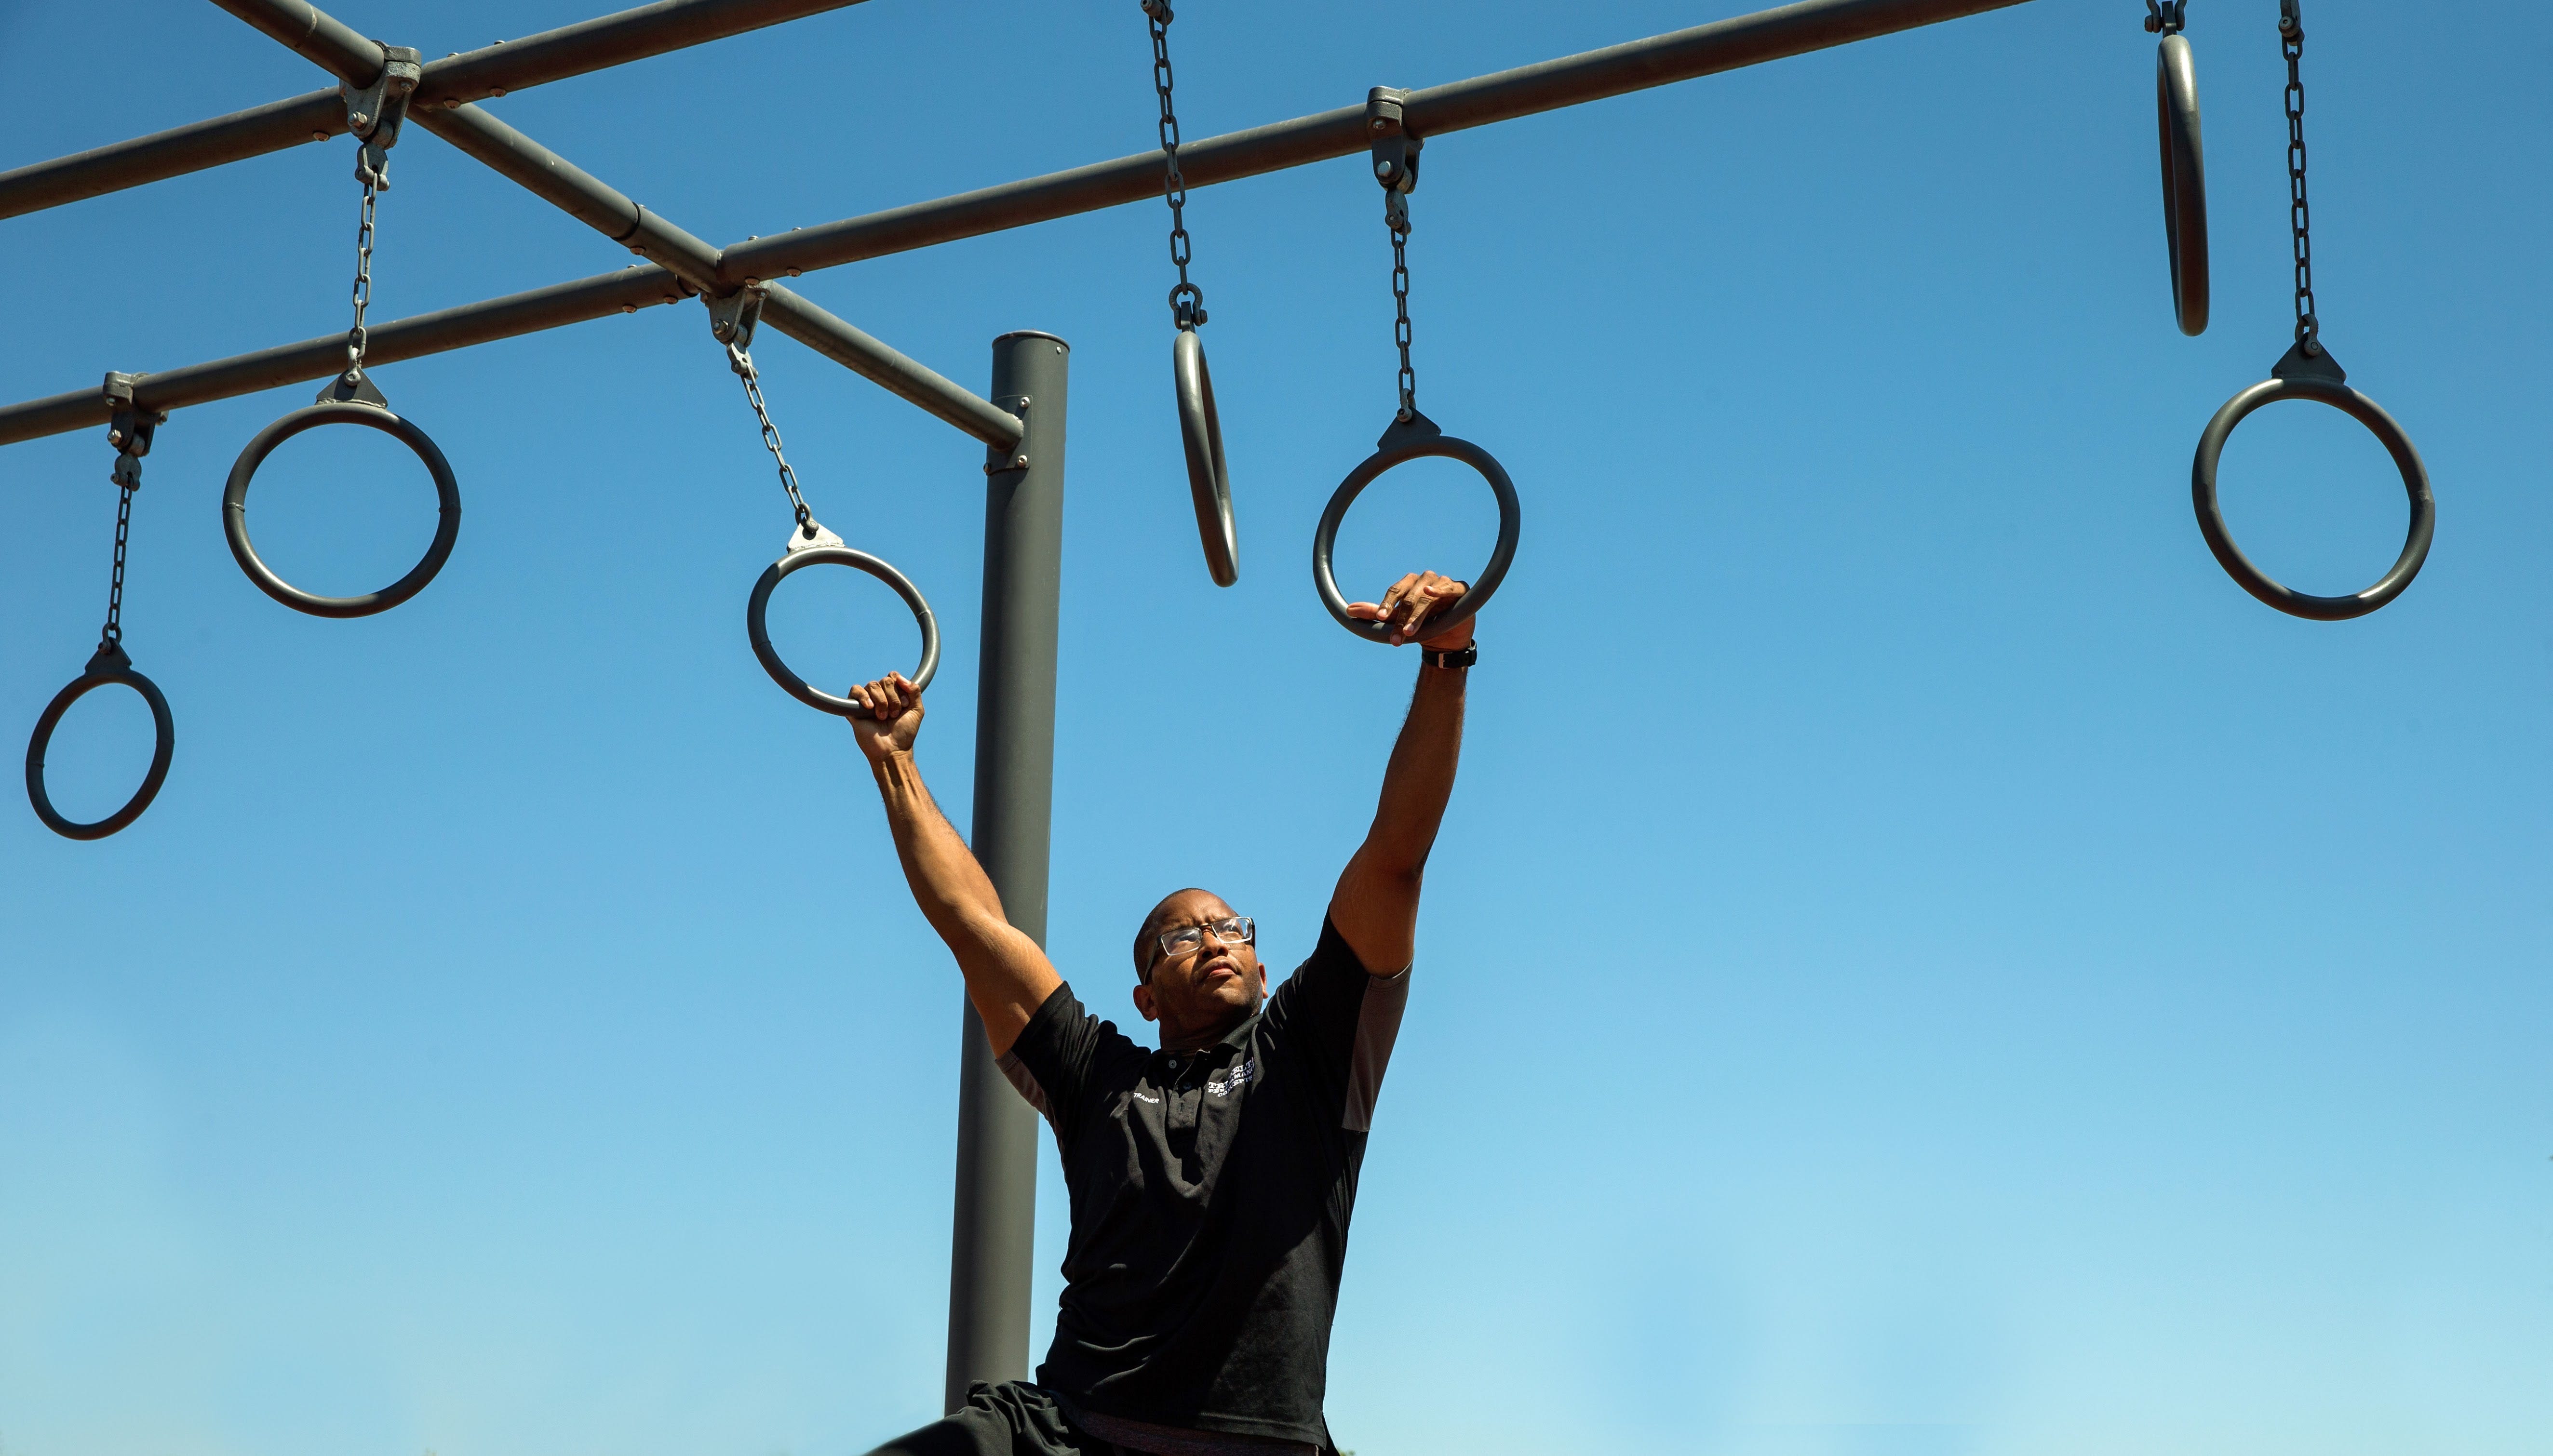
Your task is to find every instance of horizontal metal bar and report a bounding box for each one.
[0,0,2031,449]
[0,0,870,221]
[721,0,2031,282]
[209,0,382,83]
[756,286,1021,448]
[413,103,728,291]
[198,0,1022,448]
[0,266,688,446]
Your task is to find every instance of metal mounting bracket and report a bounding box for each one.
[344,44,423,188]
[102,371,165,488]
[706,286,766,353]
[984,393,1031,474]
[1367,87,1422,231]
[2143,1,2189,35]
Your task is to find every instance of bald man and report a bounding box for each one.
[847,570,1477,1456]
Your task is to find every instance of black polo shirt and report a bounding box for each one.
[997,916,1411,1450]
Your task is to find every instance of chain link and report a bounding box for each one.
[1389,207,1416,421]
[347,173,378,378]
[731,345,815,531]
[101,471,135,648]
[1147,1,1205,329]
[2280,0,2319,353]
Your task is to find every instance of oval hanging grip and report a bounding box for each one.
[2191,368,2433,621]
[1311,410,1521,645]
[745,524,941,717]
[223,401,463,618]
[2156,33,2210,336]
[1172,329,1238,587]
[25,642,175,841]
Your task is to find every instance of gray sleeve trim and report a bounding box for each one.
[996,1048,1054,1126]
[1342,965,1411,1133]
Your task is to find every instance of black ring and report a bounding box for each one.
[2156,34,2210,337]
[1172,329,1238,588]
[2191,375,2434,621]
[746,545,941,717]
[25,654,175,841]
[223,401,462,618]
[1311,418,1521,644]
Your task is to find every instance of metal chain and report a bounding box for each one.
[101,474,135,648]
[1389,207,1416,421]
[731,346,815,531]
[347,173,378,377]
[1146,0,1205,329]
[2280,0,2319,353]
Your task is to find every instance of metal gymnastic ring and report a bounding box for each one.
[1311,411,1521,644]
[2191,374,2433,621]
[2156,33,2210,337]
[223,401,462,618]
[1172,329,1239,587]
[25,645,175,841]
[745,539,941,717]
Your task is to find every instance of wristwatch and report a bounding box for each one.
[1422,644,1477,670]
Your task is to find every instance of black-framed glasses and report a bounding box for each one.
[1154,915,1254,965]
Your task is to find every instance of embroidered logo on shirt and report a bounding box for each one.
[1132,1091,1162,1105]
[1207,1057,1257,1097]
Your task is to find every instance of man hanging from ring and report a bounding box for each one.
[847,567,1479,1456]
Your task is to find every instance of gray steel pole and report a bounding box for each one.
[947,331,1068,1414]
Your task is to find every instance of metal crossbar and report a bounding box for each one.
[0,0,2029,452]
[0,0,874,220]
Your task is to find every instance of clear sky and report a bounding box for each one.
[2,2,2547,1454]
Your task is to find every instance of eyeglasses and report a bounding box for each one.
[1154,915,1254,965]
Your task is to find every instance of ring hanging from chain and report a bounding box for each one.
[27,641,176,841]
[224,402,463,618]
[2154,29,2209,335]
[1312,411,1520,646]
[746,523,943,718]
[27,422,175,841]
[2183,0,2432,621]
[1173,328,1236,586]
[2190,366,2432,621]
[1143,0,1238,588]
[1309,90,1521,647]
[227,152,462,618]
[713,291,941,717]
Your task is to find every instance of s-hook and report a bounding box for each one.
[1310,89,1521,646]
[25,375,177,841]
[714,288,941,717]
[224,47,463,619]
[1142,0,1238,587]
[2188,0,2432,621]
[2147,0,2209,335]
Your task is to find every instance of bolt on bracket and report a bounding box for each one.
[344,44,423,187]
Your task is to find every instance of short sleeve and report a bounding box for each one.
[1261,917,1412,1133]
[1000,982,1105,1145]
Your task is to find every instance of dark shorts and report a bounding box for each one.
[863,1382,1328,1456]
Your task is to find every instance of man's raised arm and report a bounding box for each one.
[1328,570,1476,975]
[849,672,1062,1057]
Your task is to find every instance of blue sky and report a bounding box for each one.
[2,2,2547,1454]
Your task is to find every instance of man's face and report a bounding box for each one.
[1132,889,1265,1038]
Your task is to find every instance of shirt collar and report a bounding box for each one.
[1156,1010,1260,1063]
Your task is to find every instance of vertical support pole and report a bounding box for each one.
[946,331,1069,1414]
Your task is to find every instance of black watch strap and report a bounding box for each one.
[1422,644,1477,670]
